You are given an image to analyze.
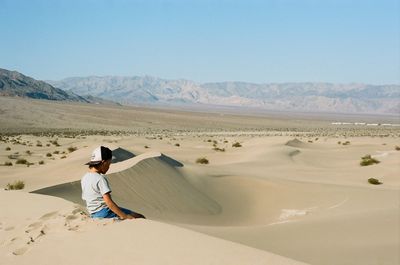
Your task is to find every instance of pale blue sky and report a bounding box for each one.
[0,0,399,84]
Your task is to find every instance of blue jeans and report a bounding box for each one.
[91,207,133,219]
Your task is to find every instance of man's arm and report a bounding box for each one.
[102,192,134,219]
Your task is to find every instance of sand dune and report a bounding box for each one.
[33,151,221,223]
[1,132,399,265]
[0,190,307,265]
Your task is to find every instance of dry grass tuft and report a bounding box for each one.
[232,142,242,147]
[213,147,225,152]
[16,158,28,165]
[6,180,25,190]
[67,146,77,153]
[360,155,380,166]
[368,178,382,185]
[196,157,209,164]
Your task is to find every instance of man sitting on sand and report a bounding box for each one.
[81,146,145,220]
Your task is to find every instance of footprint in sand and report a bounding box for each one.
[25,221,43,233]
[12,247,28,256]
[65,214,78,221]
[39,211,58,220]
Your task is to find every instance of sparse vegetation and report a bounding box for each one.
[175,143,180,147]
[61,155,67,159]
[368,178,382,185]
[342,141,351,145]
[3,161,13,166]
[5,147,11,151]
[5,180,25,190]
[395,146,400,151]
[360,155,380,166]
[8,154,19,160]
[213,147,225,152]
[232,142,242,147]
[144,145,150,149]
[46,153,52,157]
[53,150,60,154]
[196,157,209,164]
[25,150,32,155]
[16,159,28,165]
[337,141,341,145]
[50,139,60,146]
[38,160,45,165]
[67,146,77,153]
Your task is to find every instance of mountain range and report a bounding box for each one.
[1,68,398,114]
[49,76,400,114]
[0,69,118,105]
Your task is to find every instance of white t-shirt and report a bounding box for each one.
[81,172,112,214]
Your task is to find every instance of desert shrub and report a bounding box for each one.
[207,139,212,142]
[308,140,313,143]
[5,147,11,151]
[368,178,382,185]
[67,146,77,153]
[395,146,400,151]
[7,154,18,160]
[53,150,60,154]
[223,140,228,143]
[25,150,32,155]
[3,161,13,166]
[337,141,341,145]
[196,157,209,164]
[16,159,28,164]
[342,141,351,145]
[175,143,180,147]
[46,153,52,157]
[6,180,25,190]
[213,147,225,152]
[50,140,60,146]
[360,155,380,166]
[61,155,67,159]
[38,160,45,165]
[232,142,242,147]
[46,143,51,147]
[144,145,150,149]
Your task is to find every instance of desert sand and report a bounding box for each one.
[0,97,399,265]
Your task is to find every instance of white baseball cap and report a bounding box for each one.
[85,146,114,165]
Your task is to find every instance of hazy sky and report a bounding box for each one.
[0,0,399,84]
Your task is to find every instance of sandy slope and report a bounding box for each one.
[1,133,399,265]
[0,191,305,265]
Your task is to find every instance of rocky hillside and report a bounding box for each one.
[0,69,88,102]
[49,76,400,114]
